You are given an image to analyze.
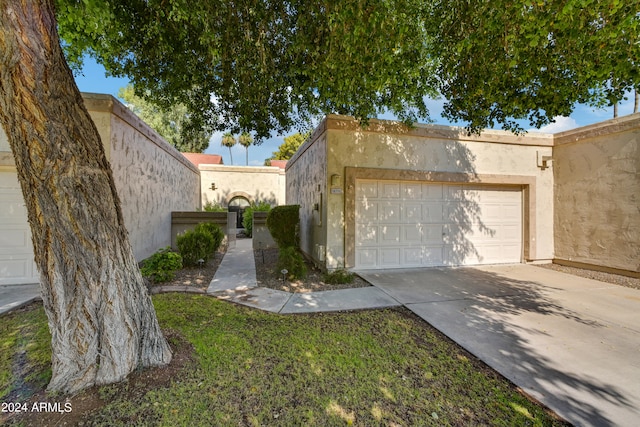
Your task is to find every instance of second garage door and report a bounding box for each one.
[0,171,39,285]
[355,180,522,269]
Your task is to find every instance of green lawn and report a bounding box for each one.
[1,294,568,426]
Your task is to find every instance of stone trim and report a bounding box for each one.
[553,259,640,278]
[344,167,537,268]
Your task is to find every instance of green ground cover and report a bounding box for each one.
[1,294,567,426]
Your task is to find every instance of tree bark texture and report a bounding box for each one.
[0,0,171,393]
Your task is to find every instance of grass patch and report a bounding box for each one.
[1,295,568,426]
[0,304,51,401]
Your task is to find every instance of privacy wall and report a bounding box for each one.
[0,93,200,285]
[553,114,640,275]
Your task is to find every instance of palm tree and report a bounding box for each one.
[238,132,254,166]
[221,132,236,165]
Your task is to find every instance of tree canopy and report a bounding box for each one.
[56,0,438,138]
[57,0,639,135]
[426,0,640,132]
[118,85,211,152]
[269,132,311,161]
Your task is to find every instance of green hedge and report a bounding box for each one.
[266,205,300,248]
[243,202,272,237]
[177,222,224,266]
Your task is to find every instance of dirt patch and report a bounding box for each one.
[254,247,371,293]
[3,329,196,427]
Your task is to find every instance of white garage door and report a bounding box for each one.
[0,171,39,285]
[355,180,522,269]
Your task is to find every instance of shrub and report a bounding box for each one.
[140,247,183,283]
[322,269,355,285]
[202,201,227,212]
[177,228,216,266]
[266,205,300,248]
[195,222,225,252]
[276,246,307,280]
[242,202,271,237]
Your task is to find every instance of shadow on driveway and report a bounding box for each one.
[358,264,640,427]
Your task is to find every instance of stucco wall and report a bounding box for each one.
[288,115,555,270]
[84,93,201,261]
[286,125,328,265]
[553,114,640,274]
[199,164,285,207]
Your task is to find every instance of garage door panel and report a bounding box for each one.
[422,184,444,200]
[0,171,40,284]
[403,247,423,265]
[357,181,378,199]
[0,190,28,222]
[379,248,401,266]
[356,249,377,268]
[356,225,377,245]
[423,225,444,243]
[424,246,445,266]
[356,201,378,221]
[423,203,444,222]
[403,224,423,242]
[403,183,423,200]
[0,228,30,253]
[355,179,522,269]
[380,182,400,198]
[380,226,400,244]
[379,202,401,221]
[404,203,422,222]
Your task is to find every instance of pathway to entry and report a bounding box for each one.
[206,238,399,313]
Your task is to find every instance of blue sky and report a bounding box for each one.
[74,56,636,166]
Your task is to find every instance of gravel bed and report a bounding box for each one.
[535,263,640,290]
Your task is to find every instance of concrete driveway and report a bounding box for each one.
[358,264,640,427]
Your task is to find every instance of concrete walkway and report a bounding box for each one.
[206,238,399,313]
[0,283,40,315]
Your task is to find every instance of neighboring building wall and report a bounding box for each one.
[286,125,328,265]
[287,115,555,270]
[199,164,285,207]
[83,94,201,261]
[1,93,200,284]
[553,114,640,275]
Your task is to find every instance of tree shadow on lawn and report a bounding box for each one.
[392,267,638,426]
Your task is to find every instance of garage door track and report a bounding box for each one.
[358,264,640,427]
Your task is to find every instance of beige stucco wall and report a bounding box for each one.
[199,164,285,207]
[286,125,328,265]
[553,114,640,274]
[84,94,201,261]
[288,115,555,270]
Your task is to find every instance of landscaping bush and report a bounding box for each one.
[201,201,226,212]
[140,247,183,283]
[177,228,216,266]
[322,269,355,285]
[277,246,307,280]
[242,202,271,237]
[266,205,300,248]
[194,222,224,252]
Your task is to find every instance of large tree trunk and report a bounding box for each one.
[0,0,171,394]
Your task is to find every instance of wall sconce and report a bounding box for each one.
[536,152,552,170]
[330,174,342,186]
[210,182,217,191]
